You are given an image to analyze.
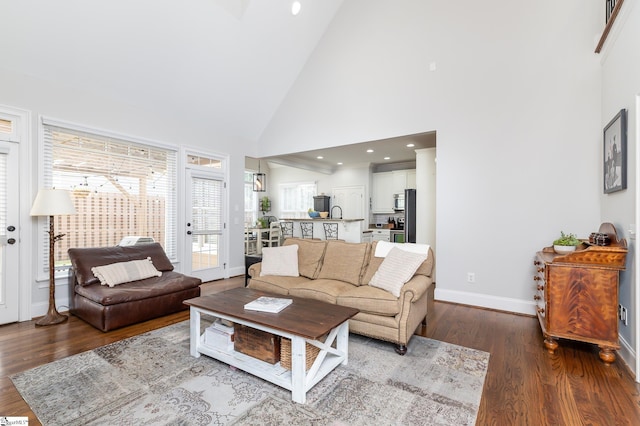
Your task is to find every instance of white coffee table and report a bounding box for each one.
[184,288,359,404]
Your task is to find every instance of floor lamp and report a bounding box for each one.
[30,189,77,326]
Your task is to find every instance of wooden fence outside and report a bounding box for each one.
[52,193,166,263]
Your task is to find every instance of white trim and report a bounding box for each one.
[618,333,636,377]
[0,104,32,322]
[435,288,536,316]
[635,93,640,382]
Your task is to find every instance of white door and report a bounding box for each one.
[185,169,226,282]
[0,141,20,324]
[332,186,365,230]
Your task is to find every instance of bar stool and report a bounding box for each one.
[280,221,294,241]
[300,222,314,239]
[323,222,339,240]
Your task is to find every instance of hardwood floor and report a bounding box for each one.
[2,276,640,425]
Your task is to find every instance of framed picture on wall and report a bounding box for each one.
[603,109,627,194]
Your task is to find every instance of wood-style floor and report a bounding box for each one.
[2,276,640,425]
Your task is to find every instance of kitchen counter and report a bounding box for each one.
[280,218,365,242]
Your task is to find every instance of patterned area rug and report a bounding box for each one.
[11,321,489,425]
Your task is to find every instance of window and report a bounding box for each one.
[41,121,177,271]
[244,171,258,225]
[279,182,316,218]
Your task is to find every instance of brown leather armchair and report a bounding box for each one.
[68,243,201,332]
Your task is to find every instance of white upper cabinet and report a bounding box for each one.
[371,170,415,214]
[371,172,395,213]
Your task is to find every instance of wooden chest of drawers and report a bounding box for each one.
[533,223,627,363]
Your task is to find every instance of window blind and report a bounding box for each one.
[41,123,178,270]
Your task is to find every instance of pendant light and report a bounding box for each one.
[253,160,266,192]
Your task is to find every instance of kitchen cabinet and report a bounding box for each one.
[371,229,391,242]
[533,223,627,363]
[371,172,395,213]
[371,170,416,214]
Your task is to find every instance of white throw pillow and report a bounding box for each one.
[91,257,162,288]
[369,247,427,297]
[260,244,299,277]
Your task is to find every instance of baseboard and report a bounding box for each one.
[228,266,245,278]
[435,288,536,316]
[617,334,637,379]
[436,288,638,380]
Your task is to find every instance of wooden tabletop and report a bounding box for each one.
[184,287,359,340]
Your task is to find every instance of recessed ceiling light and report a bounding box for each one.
[366,149,374,153]
[337,162,343,165]
[406,143,415,148]
[291,1,301,15]
[384,157,391,160]
[317,156,323,159]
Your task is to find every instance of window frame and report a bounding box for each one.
[278,181,317,219]
[36,116,179,280]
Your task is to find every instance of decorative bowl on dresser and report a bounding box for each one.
[533,222,627,363]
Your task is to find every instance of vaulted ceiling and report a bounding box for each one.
[2,0,344,142]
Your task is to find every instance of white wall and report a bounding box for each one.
[0,68,255,317]
[260,0,603,314]
[600,0,640,373]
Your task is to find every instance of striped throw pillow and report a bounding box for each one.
[91,257,162,288]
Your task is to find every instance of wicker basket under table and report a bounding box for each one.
[281,335,328,370]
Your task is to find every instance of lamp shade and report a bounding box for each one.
[30,189,77,216]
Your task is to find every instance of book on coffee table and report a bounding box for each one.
[244,296,293,313]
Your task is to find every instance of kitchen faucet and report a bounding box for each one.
[331,205,342,219]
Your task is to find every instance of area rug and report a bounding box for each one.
[11,321,489,425]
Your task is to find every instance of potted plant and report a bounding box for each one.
[553,231,581,254]
[260,196,271,213]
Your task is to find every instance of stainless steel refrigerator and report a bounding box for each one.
[404,189,417,243]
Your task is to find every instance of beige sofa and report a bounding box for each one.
[248,238,435,354]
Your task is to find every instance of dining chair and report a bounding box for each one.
[244,226,257,255]
[265,221,281,247]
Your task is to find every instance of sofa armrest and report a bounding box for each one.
[398,274,430,303]
[248,262,262,278]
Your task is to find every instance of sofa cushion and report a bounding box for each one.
[283,238,327,279]
[69,243,174,287]
[361,242,434,284]
[248,273,311,296]
[316,240,370,285]
[74,271,201,306]
[91,257,162,287]
[260,245,299,277]
[336,285,400,316]
[289,279,356,304]
[369,247,427,297]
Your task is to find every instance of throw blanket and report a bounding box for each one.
[374,240,430,257]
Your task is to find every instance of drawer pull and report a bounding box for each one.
[537,267,544,273]
[534,295,541,301]
[537,284,544,291]
[533,276,541,281]
[537,307,545,314]
[533,260,541,266]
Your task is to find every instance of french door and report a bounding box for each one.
[0,141,20,324]
[184,169,226,282]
